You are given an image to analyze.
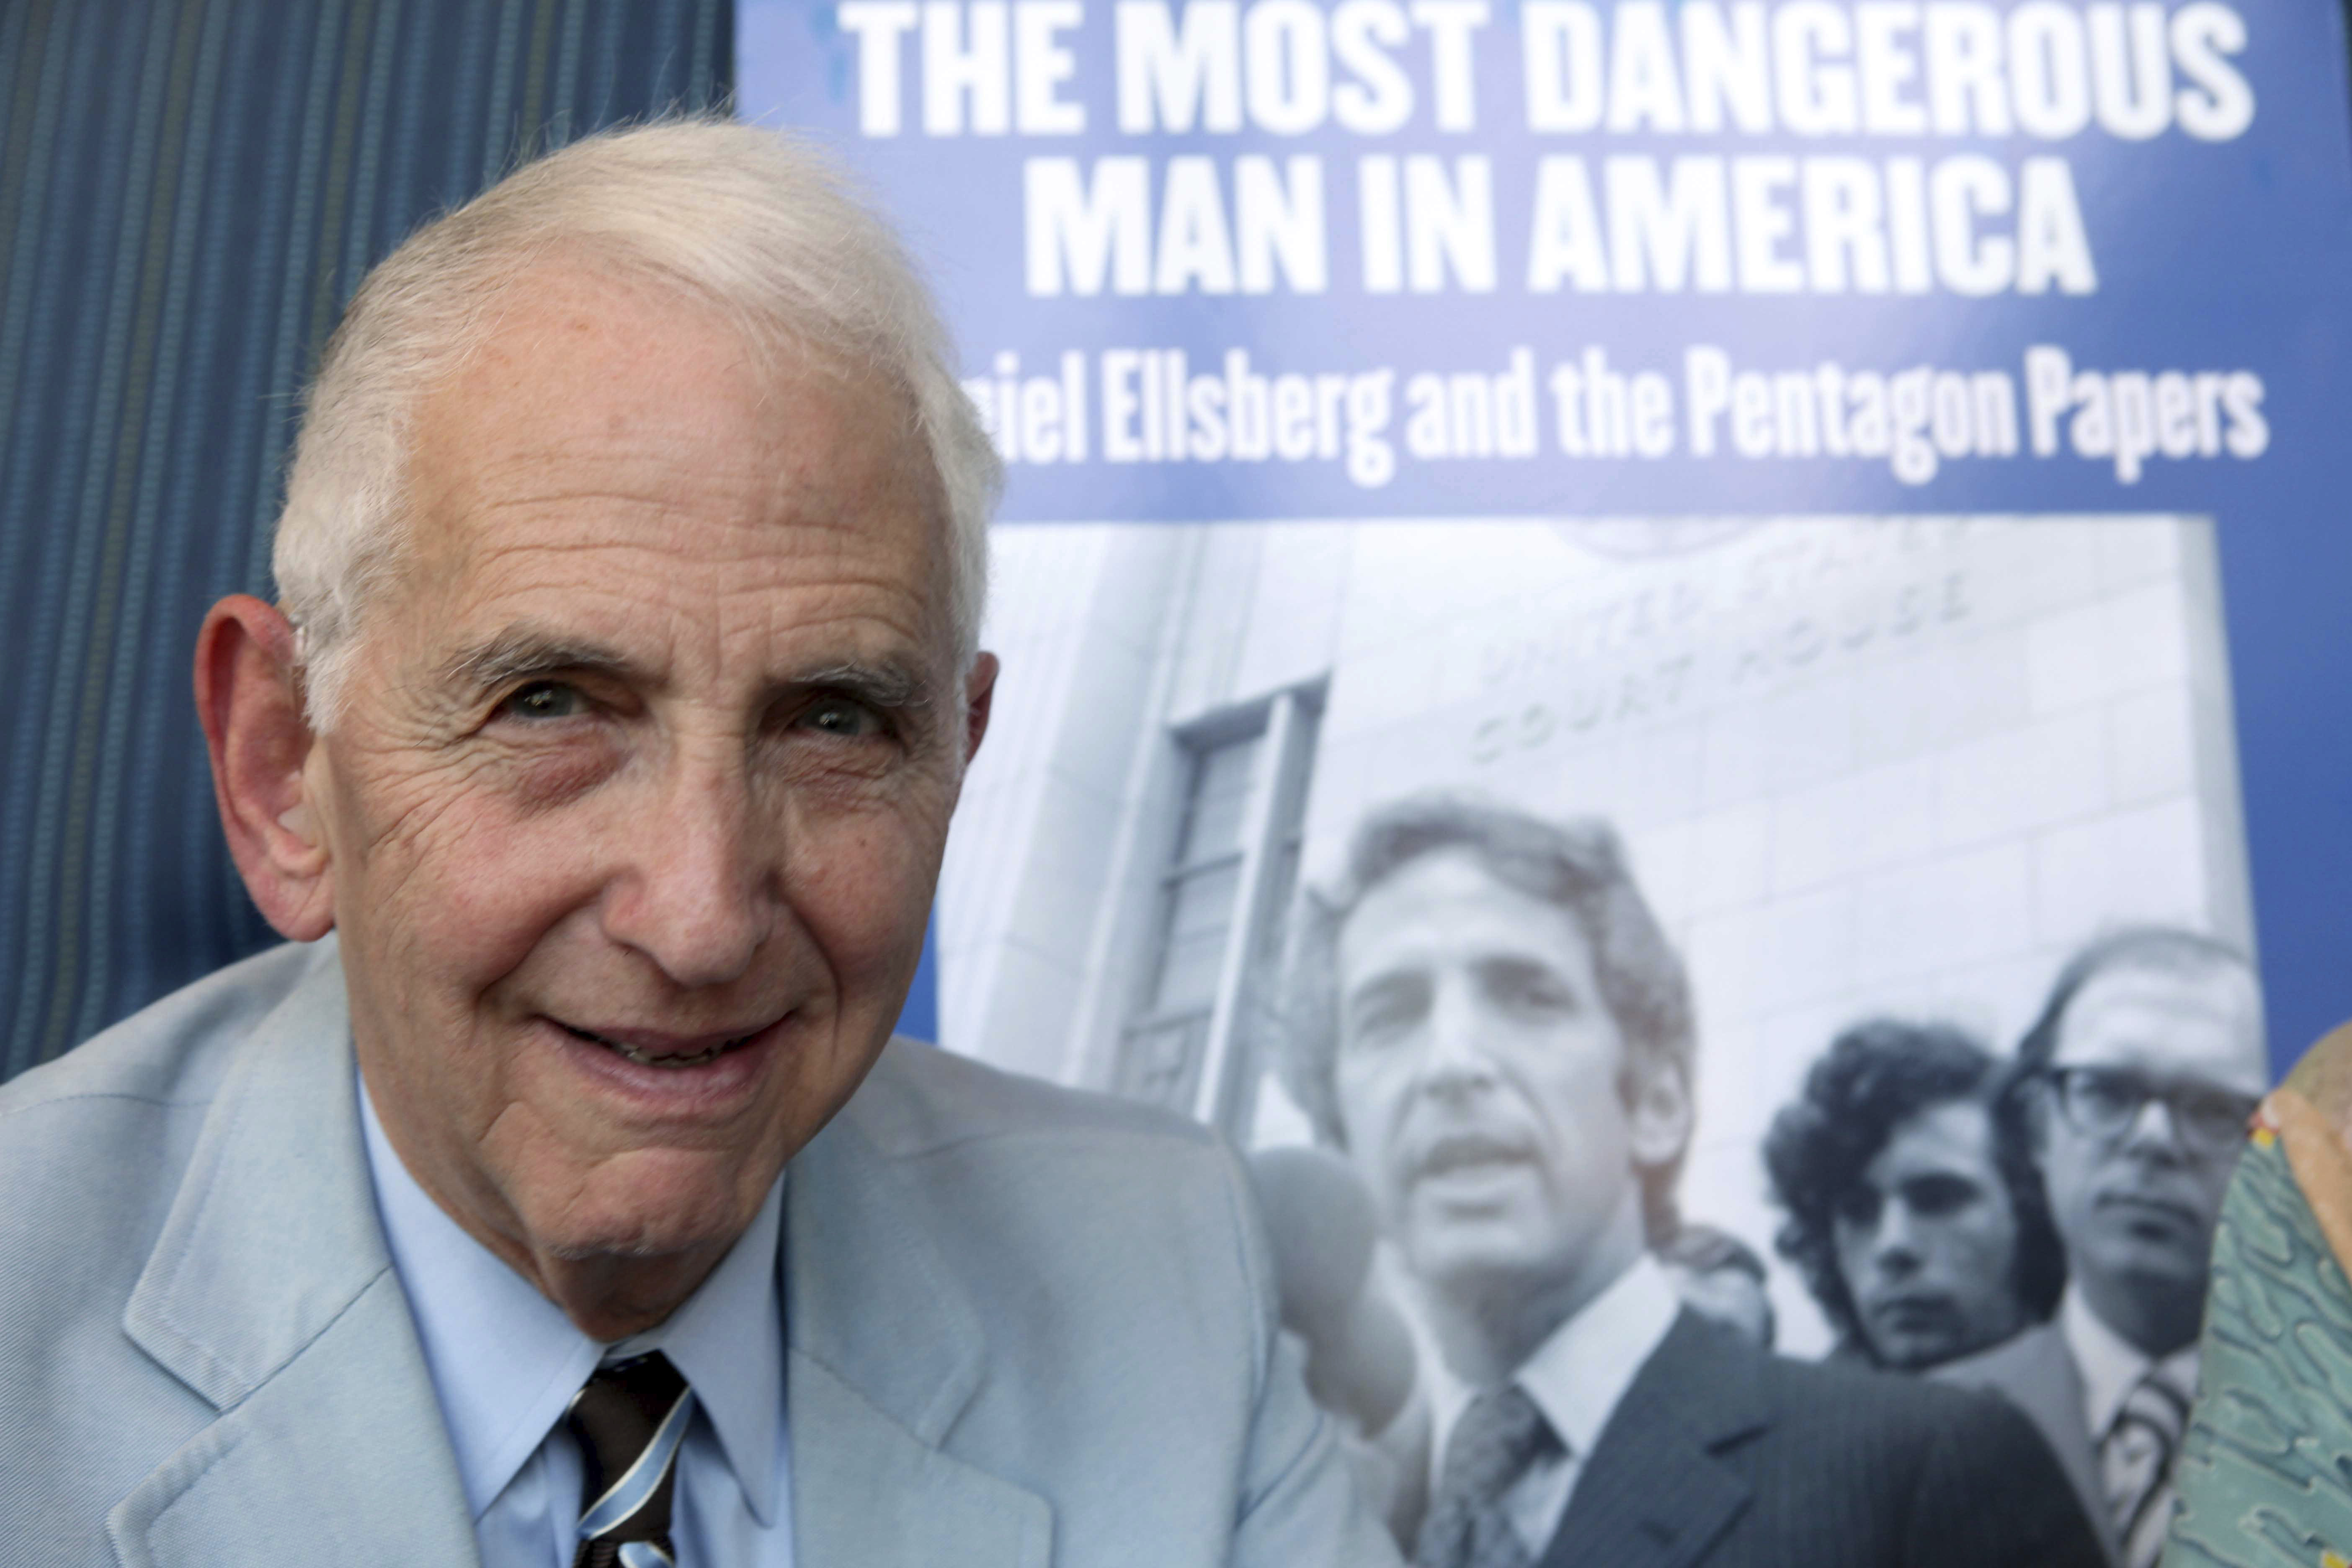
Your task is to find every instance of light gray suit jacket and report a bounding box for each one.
[1934,1321,2120,1565]
[0,939,1395,1568]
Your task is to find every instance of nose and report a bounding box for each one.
[1871,1202,1922,1276]
[598,744,777,988]
[2116,1094,2189,1161]
[1412,974,1499,1094]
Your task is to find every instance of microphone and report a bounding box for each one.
[1246,1145,1417,1436]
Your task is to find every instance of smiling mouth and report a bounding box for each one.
[557,1021,758,1068]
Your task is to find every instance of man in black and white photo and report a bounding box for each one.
[1763,1019,2064,1371]
[1284,796,2104,1568]
[1937,928,2266,1568]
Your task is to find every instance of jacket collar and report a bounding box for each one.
[111,938,480,1566]
[110,949,1048,1568]
[1537,1309,1768,1568]
[122,940,381,1406]
[784,1077,987,1445]
[782,1057,1053,1565]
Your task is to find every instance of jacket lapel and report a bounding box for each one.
[2025,1325,2103,1521]
[1538,1311,1766,1568]
[2003,1325,2115,1563]
[784,1091,1052,1568]
[110,962,1050,1567]
[1934,1320,2116,1563]
[109,942,477,1568]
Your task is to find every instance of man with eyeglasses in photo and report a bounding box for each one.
[1937,927,2266,1568]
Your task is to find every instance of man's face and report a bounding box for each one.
[1331,851,1674,1304]
[2038,962,2264,1302]
[309,268,975,1282]
[1831,1099,2025,1370]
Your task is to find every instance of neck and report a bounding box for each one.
[525,1246,730,1341]
[2077,1271,2201,1360]
[1421,1197,1647,1387]
[410,1161,733,1339]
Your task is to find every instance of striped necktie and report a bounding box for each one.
[1415,1383,1560,1568]
[567,1352,696,1568]
[2100,1365,2191,1568]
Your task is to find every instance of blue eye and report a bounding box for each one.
[500,681,585,721]
[798,697,882,738]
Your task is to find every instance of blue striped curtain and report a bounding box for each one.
[0,0,732,1081]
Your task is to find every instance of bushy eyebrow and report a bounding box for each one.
[440,627,637,696]
[794,659,934,715]
[437,628,939,715]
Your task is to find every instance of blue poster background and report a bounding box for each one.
[743,0,2352,1071]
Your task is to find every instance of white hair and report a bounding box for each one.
[273,118,998,728]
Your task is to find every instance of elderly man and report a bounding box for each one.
[1936,928,2267,1568]
[1283,795,2103,1568]
[1764,1019,2065,1371]
[0,123,1394,1568]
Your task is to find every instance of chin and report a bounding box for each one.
[2107,1245,2208,1290]
[529,1156,767,1261]
[540,1209,748,1263]
[1406,1225,1563,1295]
[2088,1217,2205,1272]
[1879,1333,1958,1371]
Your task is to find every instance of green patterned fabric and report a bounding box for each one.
[0,0,730,1082]
[2167,1134,2352,1568]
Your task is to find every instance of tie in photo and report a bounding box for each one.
[1416,1383,1561,1568]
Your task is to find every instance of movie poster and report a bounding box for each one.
[741,3,2352,1560]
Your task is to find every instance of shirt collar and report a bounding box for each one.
[2060,1286,2199,1438]
[1431,1253,1681,1466]
[359,1074,787,1525]
[605,1170,787,1524]
[1512,1254,1682,1459]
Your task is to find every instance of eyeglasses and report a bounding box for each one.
[2043,1066,2259,1158]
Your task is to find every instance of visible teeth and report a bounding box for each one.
[567,1025,748,1068]
[616,1039,723,1067]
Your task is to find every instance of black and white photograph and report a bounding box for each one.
[936,514,2265,1565]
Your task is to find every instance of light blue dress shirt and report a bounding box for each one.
[359,1077,795,1568]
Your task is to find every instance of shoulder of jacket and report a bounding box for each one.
[1931,1320,2066,1390]
[0,940,332,1124]
[845,1035,1224,1162]
[1757,1338,2028,1444]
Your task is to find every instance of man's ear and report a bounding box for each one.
[194,595,336,941]
[1626,1055,1695,1170]
[961,651,998,765]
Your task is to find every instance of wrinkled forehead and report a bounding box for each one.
[1337,849,1594,987]
[395,266,948,636]
[2053,959,2264,1088]
[417,264,927,505]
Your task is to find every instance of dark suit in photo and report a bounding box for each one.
[1537,1312,2108,1568]
[1934,1322,2116,1563]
